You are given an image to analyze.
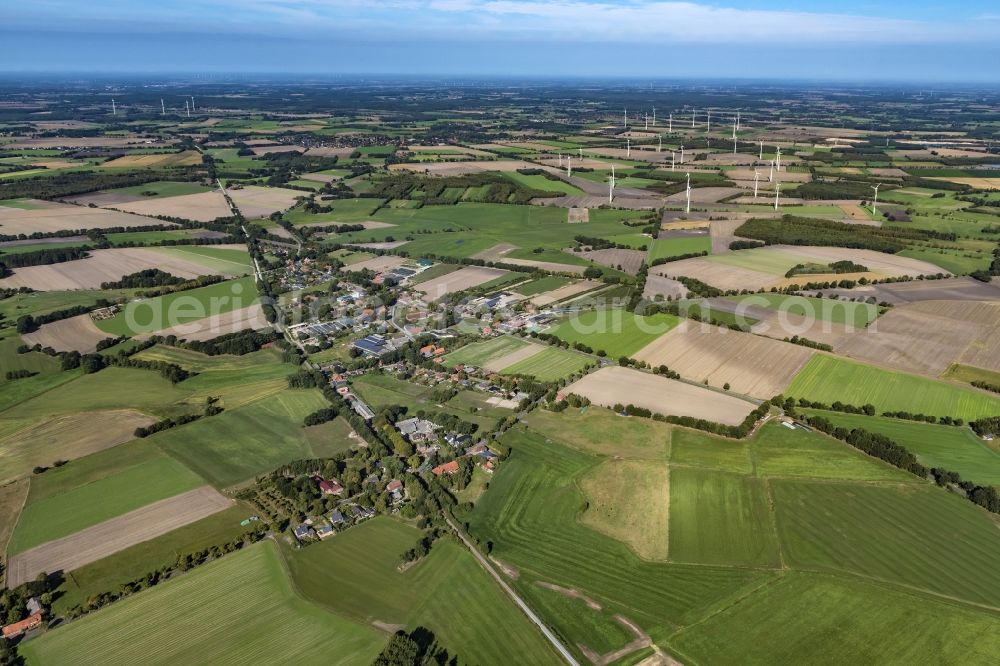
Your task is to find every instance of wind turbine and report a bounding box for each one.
[671,151,676,171]
[768,159,774,182]
[753,169,760,198]
[759,140,763,161]
[652,107,656,126]
[608,164,616,203]
[645,113,648,131]
[871,183,882,216]
[680,144,685,164]
[685,173,692,214]
[626,138,631,158]
[775,146,781,172]
[578,147,582,159]
[624,107,628,128]
[774,182,781,211]
[111,98,116,115]
[668,113,673,133]
[658,135,662,153]
[160,99,165,115]
[736,111,741,132]
[732,115,738,155]
[558,152,563,167]
[692,109,696,129]
[707,109,711,134]
[567,156,572,178]
[185,100,190,118]
[190,96,196,112]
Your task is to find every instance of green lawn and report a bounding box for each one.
[285,518,562,666]
[787,354,1000,421]
[801,410,1000,486]
[9,450,204,554]
[548,308,681,357]
[21,542,384,666]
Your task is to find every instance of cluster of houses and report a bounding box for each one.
[392,415,499,474]
[292,475,379,543]
[278,256,339,292]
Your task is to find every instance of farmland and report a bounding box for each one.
[20,542,384,665]
[548,308,681,357]
[787,354,1000,421]
[499,346,592,381]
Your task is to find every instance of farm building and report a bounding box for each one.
[432,460,460,476]
[2,612,43,639]
[313,476,344,495]
[352,334,392,356]
[396,417,440,442]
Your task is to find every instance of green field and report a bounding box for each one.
[95,276,257,336]
[152,389,330,488]
[787,355,1000,421]
[513,275,571,296]
[648,236,711,261]
[9,448,204,554]
[724,293,881,328]
[670,572,1000,665]
[499,346,591,381]
[503,171,584,195]
[801,410,1000,486]
[285,518,562,665]
[522,404,672,460]
[443,335,532,368]
[148,246,252,275]
[548,308,681,357]
[101,180,211,198]
[351,374,503,431]
[21,542,384,666]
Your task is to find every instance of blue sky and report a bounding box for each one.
[3,1,1000,81]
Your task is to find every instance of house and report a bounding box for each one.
[445,433,472,448]
[314,476,345,496]
[329,510,348,525]
[293,524,316,541]
[352,505,376,520]
[26,598,42,616]
[482,460,496,473]
[432,460,460,476]
[2,612,43,639]
[395,417,439,442]
[315,524,336,539]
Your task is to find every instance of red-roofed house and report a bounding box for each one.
[314,476,344,496]
[432,460,460,477]
[2,612,43,639]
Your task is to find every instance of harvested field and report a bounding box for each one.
[0,410,155,485]
[0,201,167,235]
[21,313,109,352]
[664,187,741,204]
[389,160,535,175]
[768,245,947,278]
[575,248,646,276]
[643,275,689,300]
[100,151,202,169]
[5,486,232,587]
[653,257,774,291]
[142,303,269,341]
[250,145,306,155]
[530,280,602,306]
[304,146,361,158]
[62,191,143,207]
[929,177,1000,190]
[834,300,1000,377]
[227,186,304,219]
[414,266,509,300]
[562,366,756,426]
[483,341,546,372]
[0,247,235,290]
[112,191,231,222]
[633,324,815,398]
[492,257,586,274]
[568,207,589,223]
[7,137,170,149]
[348,255,407,273]
[709,218,750,253]
[823,277,1000,305]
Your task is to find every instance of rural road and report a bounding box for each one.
[444,516,581,666]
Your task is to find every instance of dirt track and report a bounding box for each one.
[5,486,232,587]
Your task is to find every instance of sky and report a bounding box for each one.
[3,1,1000,82]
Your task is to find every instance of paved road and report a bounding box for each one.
[445,516,581,666]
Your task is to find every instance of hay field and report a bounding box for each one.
[21,313,109,352]
[579,460,670,561]
[834,300,1000,376]
[143,303,269,341]
[929,177,1000,190]
[0,247,236,290]
[0,409,154,485]
[574,248,646,275]
[99,150,202,168]
[444,336,532,369]
[227,186,304,219]
[414,266,509,300]
[347,254,407,273]
[563,366,756,426]
[499,347,591,381]
[483,341,547,372]
[19,542,383,666]
[530,279,601,306]
[6,486,231,587]
[0,201,167,235]
[111,190,232,221]
[633,325,815,398]
[7,137,170,149]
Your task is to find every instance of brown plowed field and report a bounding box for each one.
[21,314,109,352]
